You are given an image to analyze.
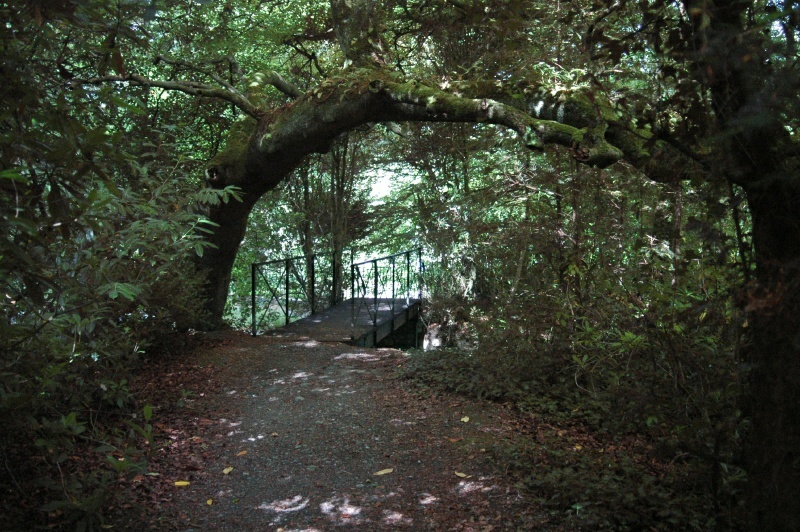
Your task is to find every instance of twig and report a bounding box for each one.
[3,449,23,493]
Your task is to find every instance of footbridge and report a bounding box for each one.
[251,249,423,347]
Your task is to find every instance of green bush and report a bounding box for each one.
[403,220,747,528]
[0,168,237,528]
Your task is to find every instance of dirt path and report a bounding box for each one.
[123,331,546,530]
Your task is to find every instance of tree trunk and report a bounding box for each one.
[681,0,800,524]
[742,182,800,530]
[196,193,259,328]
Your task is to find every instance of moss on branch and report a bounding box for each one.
[378,79,623,168]
[206,117,255,187]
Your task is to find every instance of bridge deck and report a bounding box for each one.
[271,297,422,347]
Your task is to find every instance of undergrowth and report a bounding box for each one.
[1,173,239,530]
[402,347,744,529]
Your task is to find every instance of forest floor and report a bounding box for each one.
[105,329,671,531]
[109,329,563,530]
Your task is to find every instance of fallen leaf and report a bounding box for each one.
[461,416,470,423]
[271,432,279,437]
[454,471,472,478]
[145,472,160,477]
[206,499,213,506]
[374,468,394,476]
[447,437,463,443]
[236,450,248,457]
[174,481,190,487]
[132,474,144,482]
[223,467,234,475]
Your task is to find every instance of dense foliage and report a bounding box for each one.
[392,140,750,528]
[0,2,238,528]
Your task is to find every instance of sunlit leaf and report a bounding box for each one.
[374,468,394,476]
[174,481,190,486]
[460,416,469,423]
[223,466,234,475]
[206,499,213,506]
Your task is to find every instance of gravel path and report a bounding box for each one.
[163,331,543,530]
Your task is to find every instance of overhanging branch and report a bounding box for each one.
[372,79,624,168]
[76,74,260,118]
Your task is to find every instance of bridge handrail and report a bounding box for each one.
[251,251,340,335]
[251,247,422,338]
[350,248,423,341]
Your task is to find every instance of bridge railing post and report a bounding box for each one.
[391,255,396,312]
[350,262,356,342]
[284,258,290,325]
[373,259,379,331]
[309,254,315,314]
[251,263,257,336]
[418,247,423,300]
[331,251,337,307]
[406,250,411,304]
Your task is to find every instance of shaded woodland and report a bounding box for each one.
[2,0,800,529]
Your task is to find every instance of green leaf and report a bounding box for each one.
[0,168,29,183]
[98,282,143,301]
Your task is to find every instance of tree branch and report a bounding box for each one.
[263,70,304,99]
[75,74,260,118]
[372,79,624,168]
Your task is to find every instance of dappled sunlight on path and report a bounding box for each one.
[138,331,543,530]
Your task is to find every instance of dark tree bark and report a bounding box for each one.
[744,187,800,530]
[683,0,800,527]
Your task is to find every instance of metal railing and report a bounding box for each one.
[350,248,423,340]
[251,252,340,335]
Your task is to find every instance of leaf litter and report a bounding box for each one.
[106,329,672,530]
